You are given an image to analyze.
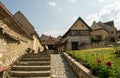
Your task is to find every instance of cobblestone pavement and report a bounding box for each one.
[51,54,78,78]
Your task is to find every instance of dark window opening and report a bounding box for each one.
[71,42,79,50]
[105,37,116,42]
[111,31,113,34]
[48,45,56,49]
[110,38,115,42]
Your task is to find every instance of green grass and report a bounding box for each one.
[67,47,120,77]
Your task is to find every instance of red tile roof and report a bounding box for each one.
[43,36,57,45]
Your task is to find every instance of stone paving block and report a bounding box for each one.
[51,54,78,78]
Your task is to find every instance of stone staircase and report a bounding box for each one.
[8,53,51,78]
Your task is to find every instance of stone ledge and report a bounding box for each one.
[63,52,97,78]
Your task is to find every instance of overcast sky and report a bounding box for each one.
[1,0,120,37]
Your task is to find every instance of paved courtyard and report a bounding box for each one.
[51,54,78,78]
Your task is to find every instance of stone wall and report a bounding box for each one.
[67,36,91,50]
[0,3,44,73]
[33,35,44,53]
[0,35,33,66]
[80,41,105,49]
[0,15,33,66]
[1,41,24,66]
[0,33,7,65]
[63,52,97,78]
[91,29,109,40]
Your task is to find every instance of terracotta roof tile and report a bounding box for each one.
[43,36,57,45]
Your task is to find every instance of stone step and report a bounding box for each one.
[10,76,51,78]
[11,66,50,71]
[22,55,50,58]
[19,58,50,61]
[24,53,50,56]
[9,71,50,77]
[23,53,50,56]
[8,53,51,78]
[15,61,50,66]
[21,57,51,59]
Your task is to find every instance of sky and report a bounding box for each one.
[1,0,120,37]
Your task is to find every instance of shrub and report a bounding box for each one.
[113,45,120,57]
[115,50,120,54]
[91,37,102,42]
[97,59,102,63]
[106,62,112,67]
[84,60,92,69]
[67,47,120,77]
[91,60,112,78]
[115,70,120,78]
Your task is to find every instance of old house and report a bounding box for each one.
[59,17,92,51]
[41,34,58,53]
[41,34,49,44]
[14,11,44,53]
[91,21,117,45]
[0,2,33,66]
[117,30,120,41]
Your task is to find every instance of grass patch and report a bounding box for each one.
[67,47,120,78]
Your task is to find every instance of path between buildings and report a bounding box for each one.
[51,54,78,78]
